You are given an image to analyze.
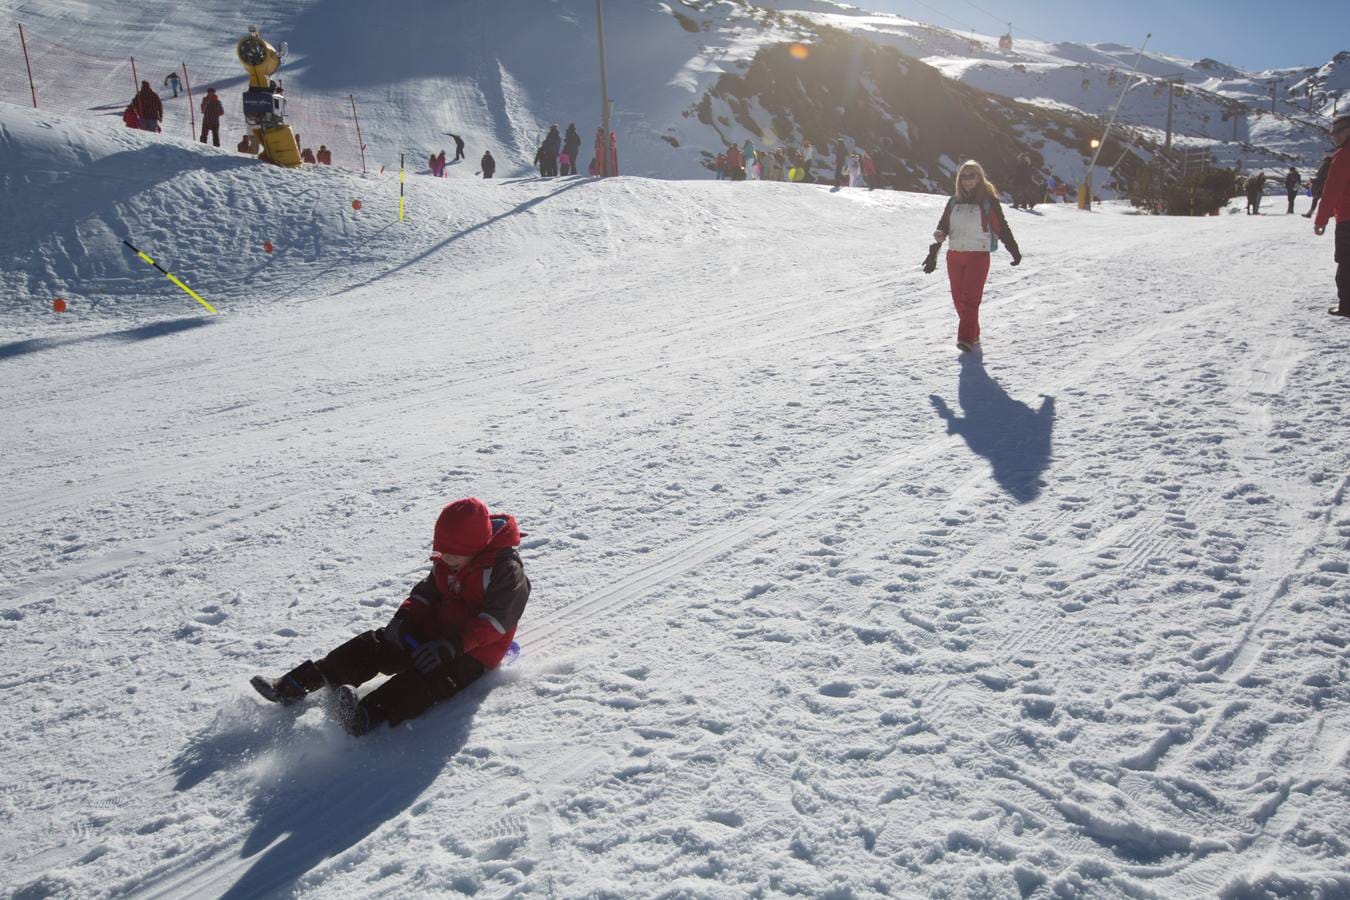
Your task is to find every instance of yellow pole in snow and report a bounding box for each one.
[123,240,218,314]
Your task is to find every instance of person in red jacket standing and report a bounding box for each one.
[252,498,531,735]
[199,87,224,147]
[1316,115,1350,317]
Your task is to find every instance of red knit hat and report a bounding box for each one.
[433,497,493,556]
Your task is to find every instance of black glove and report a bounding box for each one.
[1009,249,1022,267]
[922,242,941,274]
[412,640,457,674]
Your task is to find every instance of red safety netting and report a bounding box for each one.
[1,22,369,171]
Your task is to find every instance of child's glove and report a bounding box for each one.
[412,640,457,674]
[922,242,941,274]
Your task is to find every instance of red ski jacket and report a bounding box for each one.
[1315,145,1349,229]
[200,94,224,124]
[399,513,530,668]
[133,88,162,122]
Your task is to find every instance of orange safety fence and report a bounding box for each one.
[1,22,368,172]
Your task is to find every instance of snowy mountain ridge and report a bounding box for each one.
[1,0,1342,188]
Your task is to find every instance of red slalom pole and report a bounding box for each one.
[350,94,367,174]
[182,63,195,140]
[18,23,37,108]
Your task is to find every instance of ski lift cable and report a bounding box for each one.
[951,0,1057,45]
[893,0,983,40]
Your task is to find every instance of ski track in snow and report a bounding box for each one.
[2,108,1349,899]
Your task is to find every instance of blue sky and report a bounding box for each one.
[865,0,1345,72]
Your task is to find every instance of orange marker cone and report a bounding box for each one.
[53,297,67,313]
[263,241,273,254]
[352,199,362,210]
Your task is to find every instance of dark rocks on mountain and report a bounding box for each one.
[694,25,1148,193]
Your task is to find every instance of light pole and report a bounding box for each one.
[596,0,610,139]
[1163,77,1184,152]
[1082,33,1151,210]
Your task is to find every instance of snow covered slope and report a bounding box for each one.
[3,98,1350,899]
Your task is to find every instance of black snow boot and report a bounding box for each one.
[334,685,374,736]
[251,659,326,705]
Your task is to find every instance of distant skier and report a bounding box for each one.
[437,149,448,177]
[446,132,465,160]
[742,139,756,180]
[199,87,224,147]
[725,143,744,181]
[833,137,847,187]
[1314,114,1350,317]
[846,153,862,188]
[1012,153,1034,209]
[1285,167,1302,214]
[316,145,332,165]
[121,103,141,130]
[163,71,181,99]
[563,124,581,176]
[1246,171,1267,215]
[861,151,878,190]
[924,160,1022,353]
[251,498,530,736]
[1305,151,1334,219]
[540,124,562,177]
[132,81,163,133]
[480,149,496,179]
[300,146,317,164]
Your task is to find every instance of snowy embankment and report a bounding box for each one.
[2,105,1349,899]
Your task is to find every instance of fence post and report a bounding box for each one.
[182,63,196,141]
[349,94,367,174]
[18,23,37,108]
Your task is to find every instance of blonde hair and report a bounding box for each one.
[953,160,999,201]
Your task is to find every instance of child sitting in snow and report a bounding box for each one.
[252,498,530,735]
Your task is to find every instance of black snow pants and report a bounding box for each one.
[1336,222,1350,314]
[315,630,485,728]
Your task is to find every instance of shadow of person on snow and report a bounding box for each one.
[930,356,1055,503]
[168,678,493,899]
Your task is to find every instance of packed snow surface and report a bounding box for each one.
[2,101,1349,899]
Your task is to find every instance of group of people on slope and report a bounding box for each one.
[122,78,335,164]
[713,139,880,189]
[429,134,467,176]
[532,124,582,177]
[121,80,225,149]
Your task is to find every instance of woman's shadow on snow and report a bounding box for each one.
[930,356,1055,503]
[169,679,493,899]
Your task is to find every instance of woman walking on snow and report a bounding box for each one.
[924,160,1022,353]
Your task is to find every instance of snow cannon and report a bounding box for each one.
[236,26,301,168]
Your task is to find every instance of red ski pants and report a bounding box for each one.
[946,250,991,344]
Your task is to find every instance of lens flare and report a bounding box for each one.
[789,44,810,61]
